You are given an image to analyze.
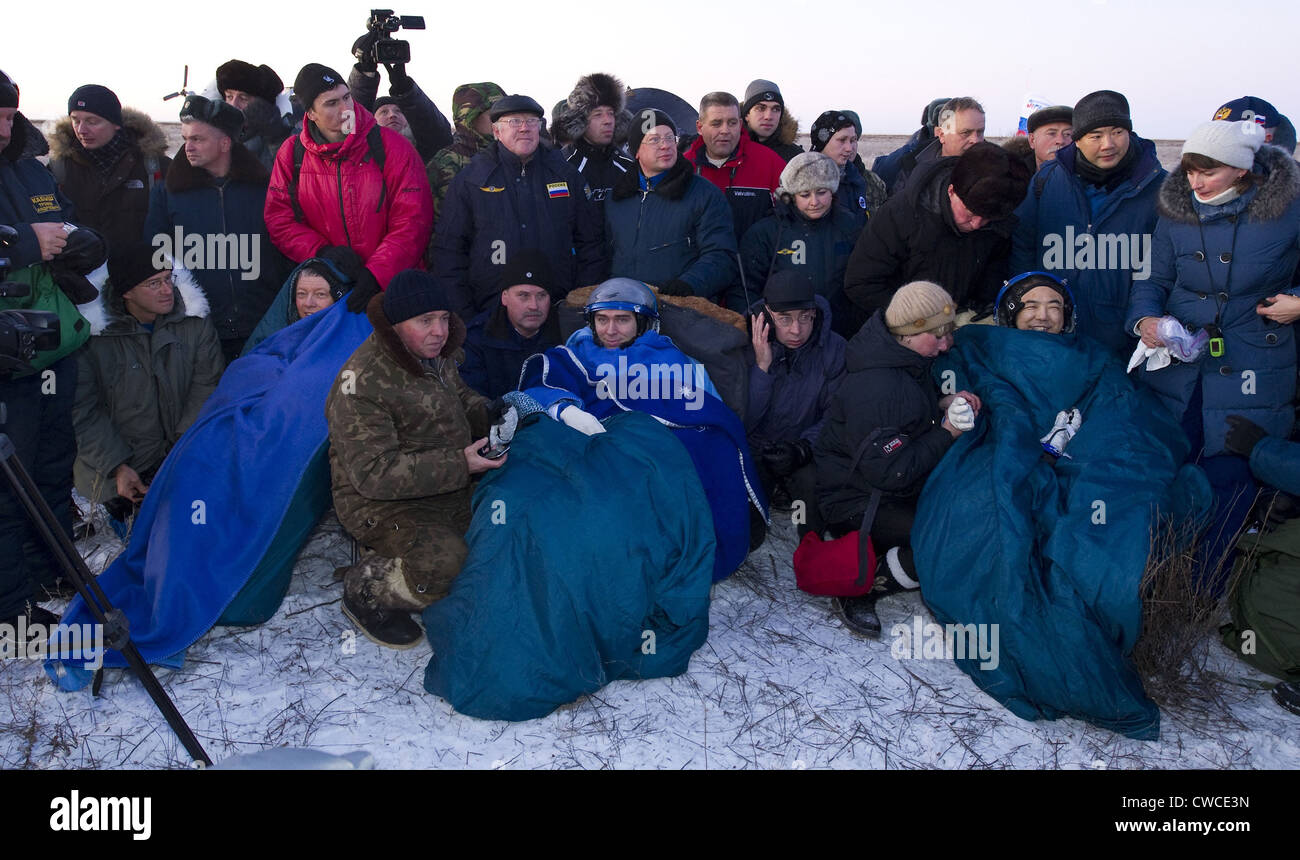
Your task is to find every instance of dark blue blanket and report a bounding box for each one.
[423,412,716,721]
[521,329,766,581]
[47,301,372,690]
[916,326,1211,740]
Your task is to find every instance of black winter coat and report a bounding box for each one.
[348,64,453,161]
[562,138,635,205]
[843,156,1014,320]
[459,305,561,399]
[814,311,954,526]
[432,142,606,321]
[740,199,859,327]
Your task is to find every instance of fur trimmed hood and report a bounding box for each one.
[748,107,799,147]
[365,292,468,379]
[553,72,634,148]
[164,139,270,192]
[81,264,211,336]
[1157,143,1300,224]
[47,106,170,164]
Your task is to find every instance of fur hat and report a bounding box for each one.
[778,152,840,197]
[553,72,627,143]
[383,270,451,325]
[628,109,676,153]
[293,64,345,113]
[1182,120,1264,170]
[742,80,783,117]
[179,95,244,140]
[1072,90,1132,137]
[885,281,955,336]
[1027,105,1072,133]
[67,84,122,126]
[950,142,1032,219]
[216,60,283,104]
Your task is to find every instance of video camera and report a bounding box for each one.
[0,225,61,378]
[363,9,425,66]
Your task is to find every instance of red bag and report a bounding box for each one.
[793,528,876,597]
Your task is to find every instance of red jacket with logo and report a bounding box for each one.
[264,103,433,288]
[683,133,783,243]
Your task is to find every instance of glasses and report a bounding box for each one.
[640,134,677,149]
[497,117,542,129]
[773,311,816,327]
[139,273,173,292]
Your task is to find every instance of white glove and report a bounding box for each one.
[1040,408,1083,458]
[479,405,518,459]
[946,396,975,432]
[558,405,606,436]
[1126,342,1172,373]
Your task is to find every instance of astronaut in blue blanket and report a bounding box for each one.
[520,278,767,580]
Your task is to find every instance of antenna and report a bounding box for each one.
[163,65,190,101]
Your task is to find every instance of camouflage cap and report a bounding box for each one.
[451,82,505,130]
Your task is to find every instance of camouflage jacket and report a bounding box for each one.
[424,82,505,226]
[325,296,491,535]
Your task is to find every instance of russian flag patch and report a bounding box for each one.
[547,181,569,199]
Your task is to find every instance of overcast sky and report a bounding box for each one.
[10,0,1299,138]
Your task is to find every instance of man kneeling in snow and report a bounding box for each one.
[326,271,520,649]
[73,242,225,532]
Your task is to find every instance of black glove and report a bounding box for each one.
[52,270,98,305]
[658,279,695,297]
[352,33,380,73]
[346,266,381,313]
[966,300,995,322]
[759,439,813,477]
[383,63,412,94]
[485,397,507,424]
[317,245,364,282]
[1224,415,1267,458]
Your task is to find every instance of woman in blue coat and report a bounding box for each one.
[1127,120,1300,566]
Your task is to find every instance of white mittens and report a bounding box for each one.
[946,396,976,432]
[558,405,606,435]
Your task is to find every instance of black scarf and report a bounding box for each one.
[1073,138,1141,191]
[80,129,133,177]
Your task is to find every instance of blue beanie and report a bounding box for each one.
[68,84,123,126]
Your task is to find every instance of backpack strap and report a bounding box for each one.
[366,124,388,214]
[144,154,161,194]
[289,137,307,223]
[842,430,889,587]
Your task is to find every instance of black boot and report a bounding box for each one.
[1274,681,1300,716]
[832,594,882,638]
[342,592,423,650]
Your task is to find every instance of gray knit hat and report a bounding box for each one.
[1182,120,1265,170]
[742,79,783,117]
[885,281,955,336]
[778,152,840,197]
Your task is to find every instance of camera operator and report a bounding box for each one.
[347,13,451,162]
[0,69,92,633]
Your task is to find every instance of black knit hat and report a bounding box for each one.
[1072,90,1132,137]
[216,60,283,104]
[179,95,244,140]
[628,108,677,152]
[67,84,122,126]
[0,70,17,110]
[950,141,1032,220]
[373,96,399,113]
[763,271,817,311]
[383,270,451,325]
[293,63,346,113]
[742,80,783,117]
[810,111,859,151]
[109,241,167,294]
[488,94,544,122]
[1027,105,1073,133]
[500,249,557,296]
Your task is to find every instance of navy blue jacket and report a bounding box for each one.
[746,294,846,448]
[740,199,859,322]
[873,126,932,196]
[144,144,285,343]
[348,64,453,162]
[603,155,737,299]
[0,115,75,269]
[460,305,561,399]
[1126,145,1300,454]
[1012,135,1166,354]
[432,142,606,321]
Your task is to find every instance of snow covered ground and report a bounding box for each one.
[2,513,1296,770]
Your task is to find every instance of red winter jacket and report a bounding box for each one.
[683,133,783,243]
[264,103,433,288]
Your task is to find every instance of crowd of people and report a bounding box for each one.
[2,38,1299,723]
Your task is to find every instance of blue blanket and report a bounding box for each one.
[47,301,372,690]
[520,329,766,581]
[916,326,1211,740]
[423,412,716,721]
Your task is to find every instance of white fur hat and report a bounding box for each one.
[778,152,840,198]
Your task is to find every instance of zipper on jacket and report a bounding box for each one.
[218,183,237,326]
[337,161,353,247]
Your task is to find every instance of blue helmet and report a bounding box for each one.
[995,270,1076,333]
[584,278,660,339]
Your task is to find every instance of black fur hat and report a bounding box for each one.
[217,60,284,105]
[553,72,632,146]
[950,142,1032,220]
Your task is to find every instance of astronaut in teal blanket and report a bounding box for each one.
[916,272,1211,739]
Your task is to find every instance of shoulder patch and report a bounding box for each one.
[547,181,570,199]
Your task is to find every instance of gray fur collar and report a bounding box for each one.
[81,264,210,335]
[1158,144,1300,224]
